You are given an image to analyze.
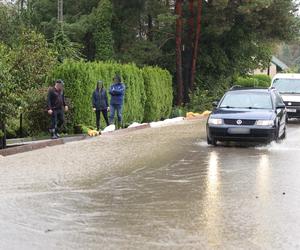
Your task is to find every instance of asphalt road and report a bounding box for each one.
[0,119,300,249]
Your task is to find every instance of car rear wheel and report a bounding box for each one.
[207,136,217,146]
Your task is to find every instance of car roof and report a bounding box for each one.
[228,86,274,93]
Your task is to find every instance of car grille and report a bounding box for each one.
[224,119,256,126]
[284,101,300,106]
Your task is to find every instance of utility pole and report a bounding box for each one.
[58,0,63,24]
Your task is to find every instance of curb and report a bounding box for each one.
[102,123,151,136]
[0,139,64,157]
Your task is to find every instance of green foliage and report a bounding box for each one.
[93,0,114,61]
[0,43,15,123]
[171,106,187,118]
[235,75,271,88]
[10,29,57,92]
[188,89,218,113]
[22,88,50,136]
[0,3,21,45]
[142,66,173,121]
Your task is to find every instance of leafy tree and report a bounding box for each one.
[0,43,15,148]
[9,29,57,92]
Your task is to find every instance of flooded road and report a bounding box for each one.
[1,120,300,249]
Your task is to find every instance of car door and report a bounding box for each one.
[273,91,286,135]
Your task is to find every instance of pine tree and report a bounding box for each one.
[94,0,114,61]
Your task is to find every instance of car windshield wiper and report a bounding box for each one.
[245,107,263,109]
[220,106,269,110]
[219,106,239,109]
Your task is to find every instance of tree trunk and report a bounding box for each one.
[190,0,203,91]
[148,14,153,41]
[188,0,195,42]
[175,0,184,106]
[183,0,195,103]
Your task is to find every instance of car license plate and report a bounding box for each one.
[287,108,297,113]
[228,128,250,135]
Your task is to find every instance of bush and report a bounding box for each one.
[171,106,187,118]
[49,60,173,131]
[188,89,217,112]
[143,66,173,122]
[21,88,51,136]
[235,74,271,88]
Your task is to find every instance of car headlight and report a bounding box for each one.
[255,120,274,126]
[208,118,223,125]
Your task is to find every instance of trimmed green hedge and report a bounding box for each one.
[143,66,173,122]
[49,60,173,131]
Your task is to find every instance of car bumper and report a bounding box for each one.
[207,125,276,142]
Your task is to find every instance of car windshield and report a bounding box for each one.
[272,78,300,94]
[219,91,273,109]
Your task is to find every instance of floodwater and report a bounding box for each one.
[1,120,300,249]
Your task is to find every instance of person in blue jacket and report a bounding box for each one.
[109,75,125,128]
[92,80,109,130]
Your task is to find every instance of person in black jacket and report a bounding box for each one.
[92,80,109,130]
[47,79,68,139]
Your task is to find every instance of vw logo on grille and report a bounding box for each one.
[236,119,243,125]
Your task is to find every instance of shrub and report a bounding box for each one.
[49,60,147,130]
[171,106,187,118]
[188,89,217,112]
[235,74,271,88]
[143,66,173,122]
[22,88,52,136]
[49,60,173,131]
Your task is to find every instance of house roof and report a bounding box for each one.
[271,56,289,70]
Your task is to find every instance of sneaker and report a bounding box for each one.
[55,133,60,138]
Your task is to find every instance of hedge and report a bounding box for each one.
[143,66,173,122]
[49,60,173,131]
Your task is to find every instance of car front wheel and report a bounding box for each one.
[207,136,217,146]
[280,126,287,140]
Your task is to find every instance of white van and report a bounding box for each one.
[271,73,300,119]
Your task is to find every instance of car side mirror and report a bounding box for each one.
[212,101,219,108]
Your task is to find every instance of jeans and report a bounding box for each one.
[109,104,123,125]
[50,109,64,133]
[95,109,109,129]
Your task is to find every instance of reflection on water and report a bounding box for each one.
[207,151,220,195]
[203,151,222,247]
[257,154,271,197]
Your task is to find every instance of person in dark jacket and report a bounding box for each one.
[109,75,125,128]
[47,79,68,139]
[92,80,109,130]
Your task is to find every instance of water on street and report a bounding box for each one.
[1,120,300,249]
